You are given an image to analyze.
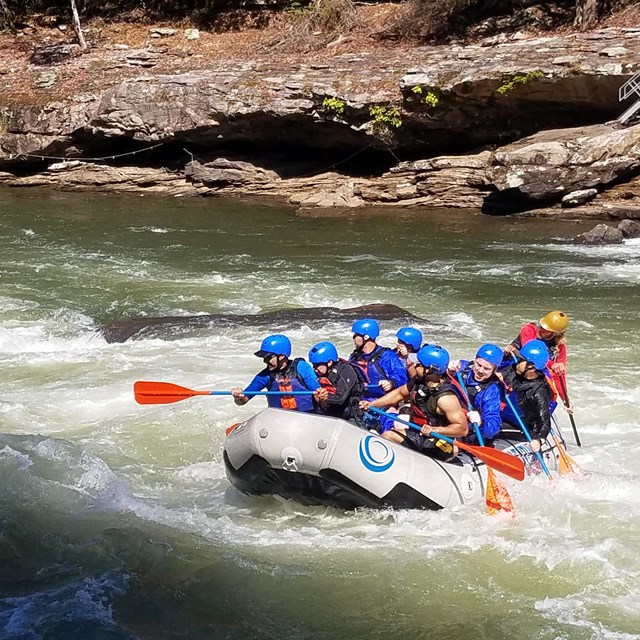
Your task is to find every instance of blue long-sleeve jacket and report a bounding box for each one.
[350,346,408,400]
[243,358,320,412]
[459,360,503,440]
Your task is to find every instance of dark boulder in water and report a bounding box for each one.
[574,223,624,245]
[101,304,427,344]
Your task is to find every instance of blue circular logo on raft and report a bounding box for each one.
[359,435,395,473]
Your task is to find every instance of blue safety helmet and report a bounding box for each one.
[308,341,338,365]
[519,339,549,372]
[396,327,423,352]
[475,343,504,368]
[416,344,450,374]
[351,318,380,340]
[254,334,291,358]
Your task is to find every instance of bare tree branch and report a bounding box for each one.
[70,0,87,49]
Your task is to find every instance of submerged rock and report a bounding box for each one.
[101,303,427,343]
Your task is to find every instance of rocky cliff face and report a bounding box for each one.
[1,26,640,217]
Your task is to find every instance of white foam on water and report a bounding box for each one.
[539,237,640,258]
[0,445,34,471]
[127,226,170,233]
[0,297,40,314]
[535,595,640,640]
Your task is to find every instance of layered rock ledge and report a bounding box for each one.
[1,26,640,217]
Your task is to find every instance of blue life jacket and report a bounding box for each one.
[266,357,315,412]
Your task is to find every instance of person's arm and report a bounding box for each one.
[382,351,408,390]
[550,343,572,410]
[361,384,409,411]
[296,360,321,391]
[519,323,538,345]
[550,342,568,376]
[556,342,567,366]
[422,394,468,438]
[231,372,269,405]
[477,384,502,439]
[505,323,535,354]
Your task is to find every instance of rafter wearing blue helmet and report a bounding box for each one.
[231,334,321,412]
[395,327,423,378]
[349,318,407,403]
[499,339,556,452]
[308,341,364,421]
[396,327,422,353]
[450,343,505,443]
[360,343,468,460]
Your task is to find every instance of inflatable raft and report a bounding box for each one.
[224,408,563,510]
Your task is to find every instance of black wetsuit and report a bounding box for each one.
[499,364,552,441]
[315,360,364,421]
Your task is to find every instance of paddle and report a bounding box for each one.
[501,392,553,479]
[134,381,316,405]
[557,375,582,447]
[453,371,515,515]
[503,355,554,478]
[366,406,525,481]
[550,416,581,475]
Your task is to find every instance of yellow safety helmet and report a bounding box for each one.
[539,310,569,334]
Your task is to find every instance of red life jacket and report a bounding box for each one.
[317,376,337,395]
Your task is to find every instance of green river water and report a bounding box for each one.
[0,188,639,640]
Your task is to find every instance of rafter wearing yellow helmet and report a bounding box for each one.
[504,310,572,414]
[539,310,569,334]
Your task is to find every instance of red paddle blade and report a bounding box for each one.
[134,381,207,405]
[456,441,526,481]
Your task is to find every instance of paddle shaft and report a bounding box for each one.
[366,406,458,444]
[453,370,484,446]
[557,375,582,447]
[506,355,553,477]
[502,393,553,478]
[212,391,315,396]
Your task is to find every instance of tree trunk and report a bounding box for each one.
[70,0,87,49]
[574,0,599,31]
[0,0,14,29]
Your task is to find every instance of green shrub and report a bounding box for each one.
[369,105,403,130]
[322,96,346,115]
[410,85,439,108]
[497,70,545,95]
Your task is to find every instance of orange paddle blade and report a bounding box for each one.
[552,434,580,475]
[456,440,526,481]
[134,381,209,405]
[485,467,515,516]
